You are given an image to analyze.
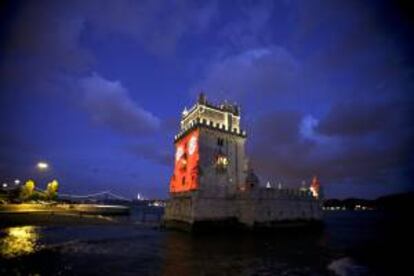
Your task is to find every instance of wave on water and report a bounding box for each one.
[327,257,369,276]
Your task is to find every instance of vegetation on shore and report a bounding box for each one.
[0,179,59,204]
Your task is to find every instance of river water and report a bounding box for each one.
[0,208,410,275]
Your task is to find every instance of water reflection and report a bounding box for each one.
[161,230,327,275]
[0,226,40,258]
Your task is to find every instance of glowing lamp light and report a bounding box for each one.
[37,162,49,170]
[14,179,20,185]
[216,155,229,169]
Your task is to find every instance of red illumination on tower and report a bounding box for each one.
[170,129,199,193]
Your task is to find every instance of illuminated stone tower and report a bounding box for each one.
[169,93,247,196]
[163,93,322,231]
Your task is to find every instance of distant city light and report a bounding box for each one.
[14,179,20,185]
[2,183,7,188]
[37,162,49,170]
[137,193,144,201]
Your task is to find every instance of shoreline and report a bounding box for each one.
[0,212,118,227]
[0,203,130,227]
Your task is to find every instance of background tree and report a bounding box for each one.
[20,179,35,201]
[46,179,59,200]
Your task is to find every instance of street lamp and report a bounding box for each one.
[14,179,20,185]
[37,162,49,171]
[2,183,7,188]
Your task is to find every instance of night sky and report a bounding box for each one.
[1,0,413,199]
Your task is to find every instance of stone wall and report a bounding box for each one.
[164,193,194,223]
[163,188,323,229]
[198,128,247,195]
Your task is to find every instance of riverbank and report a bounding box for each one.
[0,203,130,227]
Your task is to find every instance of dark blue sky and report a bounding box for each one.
[1,0,413,199]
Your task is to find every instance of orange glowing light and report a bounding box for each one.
[310,176,320,198]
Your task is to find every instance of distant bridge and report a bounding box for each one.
[57,190,132,202]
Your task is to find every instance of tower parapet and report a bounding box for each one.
[180,94,244,137]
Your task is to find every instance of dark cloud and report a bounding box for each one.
[85,0,218,56]
[317,101,396,137]
[1,0,218,92]
[247,100,414,193]
[317,100,414,146]
[0,1,92,91]
[248,110,316,183]
[217,0,274,51]
[315,99,414,182]
[79,73,160,136]
[194,46,300,101]
[127,143,171,167]
[253,110,303,145]
[186,0,414,197]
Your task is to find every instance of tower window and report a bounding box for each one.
[182,176,186,186]
[217,138,224,146]
[215,154,229,172]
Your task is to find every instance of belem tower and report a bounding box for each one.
[163,94,323,231]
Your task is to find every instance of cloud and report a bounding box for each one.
[300,115,319,141]
[1,0,413,198]
[253,110,303,145]
[317,101,412,137]
[85,0,218,56]
[247,110,316,182]
[315,100,414,182]
[317,102,385,137]
[127,143,171,167]
[79,73,160,136]
[1,0,218,92]
[0,2,92,92]
[247,100,414,191]
[193,46,300,101]
[217,0,275,50]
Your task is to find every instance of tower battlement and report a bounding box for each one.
[174,117,247,143]
[180,93,244,137]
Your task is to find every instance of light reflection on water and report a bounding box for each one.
[0,226,40,258]
[0,210,405,275]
